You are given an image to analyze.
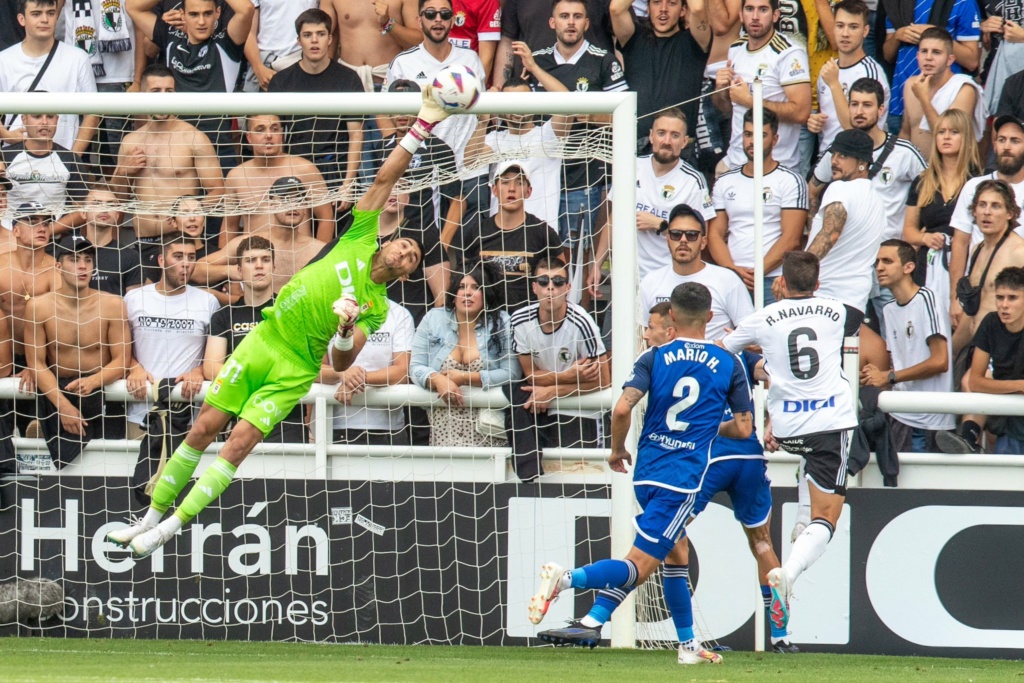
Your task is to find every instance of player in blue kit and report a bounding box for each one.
[687,350,797,654]
[538,302,795,653]
[528,284,753,665]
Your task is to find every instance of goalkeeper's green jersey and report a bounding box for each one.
[258,208,389,372]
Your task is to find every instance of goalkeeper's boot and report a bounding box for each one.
[767,567,792,633]
[538,619,601,648]
[677,645,723,665]
[528,562,565,625]
[106,518,156,549]
[130,521,176,559]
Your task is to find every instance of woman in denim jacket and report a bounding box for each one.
[410,262,521,446]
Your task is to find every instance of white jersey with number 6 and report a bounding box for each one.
[723,295,858,438]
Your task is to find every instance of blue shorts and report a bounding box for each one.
[691,458,773,528]
[632,484,697,561]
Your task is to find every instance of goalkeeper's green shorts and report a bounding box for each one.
[204,329,317,436]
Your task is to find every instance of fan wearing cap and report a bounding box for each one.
[219,114,334,246]
[792,128,886,326]
[449,162,562,310]
[192,176,328,294]
[0,204,60,377]
[638,203,753,341]
[23,235,130,466]
[110,83,443,560]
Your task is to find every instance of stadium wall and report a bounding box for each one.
[2,457,1023,658]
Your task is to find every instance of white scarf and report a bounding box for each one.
[67,0,132,79]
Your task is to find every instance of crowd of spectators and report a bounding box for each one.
[1,0,1024,481]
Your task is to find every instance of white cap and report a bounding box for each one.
[491,161,532,185]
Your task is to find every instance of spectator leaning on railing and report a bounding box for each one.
[409,261,520,448]
[507,255,609,482]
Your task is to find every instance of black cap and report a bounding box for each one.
[269,176,307,198]
[657,203,707,234]
[13,201,54,221]
[994,114,1024,135]
[831,129,875,164]
[54,234,95,258]
[388,79,420,93]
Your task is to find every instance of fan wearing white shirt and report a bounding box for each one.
[589,108,715,286]
[321,299,415,446]
[0,0,99,155]
[384,0,485,171]
[805,0,889,152]
[901,27,985,159]
[862,239,955,452]
[508,255,609,481]
[788,128,885,324]
[708,108,806,306]
[711,0,811,172]
[810,77,925,243]
[638,203,752,340]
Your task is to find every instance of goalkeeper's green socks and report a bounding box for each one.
[173,457,237,524]
[150,443,205,514]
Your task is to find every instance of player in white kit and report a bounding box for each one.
[723,251,860,628]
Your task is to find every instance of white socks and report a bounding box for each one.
[784,521,833,584]
[142,508,164,528]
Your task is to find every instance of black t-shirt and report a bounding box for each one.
[370,134,461,231]
[152,14,245,93]
[906,175,962,235]
[0,0,24,52]
[530,42,626,190]
[266,61,364,167]
[974,311,1024,439]
[619,22,709,140]
[501,0,613,50]
[379,220,447,326]
[906,175,966,284]
[92,240,143,296]
[996,69,1024,121]
[451,212,562,309]
[209,298,306,442]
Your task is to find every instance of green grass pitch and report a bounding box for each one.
[2,638,1021,682]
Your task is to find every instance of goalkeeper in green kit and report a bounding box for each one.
[110,87,451,558]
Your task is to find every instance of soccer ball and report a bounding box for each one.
[431,64,481,113]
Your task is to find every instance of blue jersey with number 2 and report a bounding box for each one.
[624,337,752,493]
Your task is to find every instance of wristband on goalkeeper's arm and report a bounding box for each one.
[399,85,451,154]
[332,329,354,352]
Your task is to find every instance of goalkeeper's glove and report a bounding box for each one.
[332,294,360,351]
[399,85,452,154]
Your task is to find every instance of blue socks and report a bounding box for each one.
[570,559,639,590]
[663,564,694,642]
[583,587,635,626]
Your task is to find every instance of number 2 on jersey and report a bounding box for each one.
[666,376,700,431]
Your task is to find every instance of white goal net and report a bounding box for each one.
[0,90,653,646]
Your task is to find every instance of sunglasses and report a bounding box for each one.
[534,275,569,287]
[666,229,703,242]
[420,9,454,20]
